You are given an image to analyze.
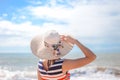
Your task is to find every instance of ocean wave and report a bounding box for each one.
[0,66,120,80]
[70,66,120,77]
[0,69,37,80]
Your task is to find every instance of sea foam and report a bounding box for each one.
[0,66,120,80]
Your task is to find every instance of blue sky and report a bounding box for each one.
[0,0,120,54]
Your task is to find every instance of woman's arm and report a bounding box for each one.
[62,36,96,73]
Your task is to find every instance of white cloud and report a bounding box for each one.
[27,1,120,38]
[19,15,26,19]
[2,13,8,17]
[0,37,28,47]
[0,20,42,47]
[0,0,120,53]
[28,6,72,21]
[0,20,40,35]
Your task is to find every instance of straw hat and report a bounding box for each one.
[30,30,73,60]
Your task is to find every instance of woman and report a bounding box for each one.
[31,30,96,80]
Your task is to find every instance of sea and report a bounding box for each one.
[0,53,120,80]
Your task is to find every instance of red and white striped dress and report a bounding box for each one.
[38,59,70,80]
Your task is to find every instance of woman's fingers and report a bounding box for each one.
[60,35,76,44]
[66,36,74,44]
[60,35,67,41]
[64,36,76,44]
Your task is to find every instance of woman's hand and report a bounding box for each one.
[60,35,76,44]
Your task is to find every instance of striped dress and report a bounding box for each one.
[38,59,70,80]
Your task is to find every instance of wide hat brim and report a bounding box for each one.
[30,34,73,60]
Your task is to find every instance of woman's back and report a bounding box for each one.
[38,59,70,80]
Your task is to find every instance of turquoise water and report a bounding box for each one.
[94,53,120,67]
[0,53,120,70]
[0,53,38,71]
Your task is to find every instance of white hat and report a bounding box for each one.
[30,30,73,60]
